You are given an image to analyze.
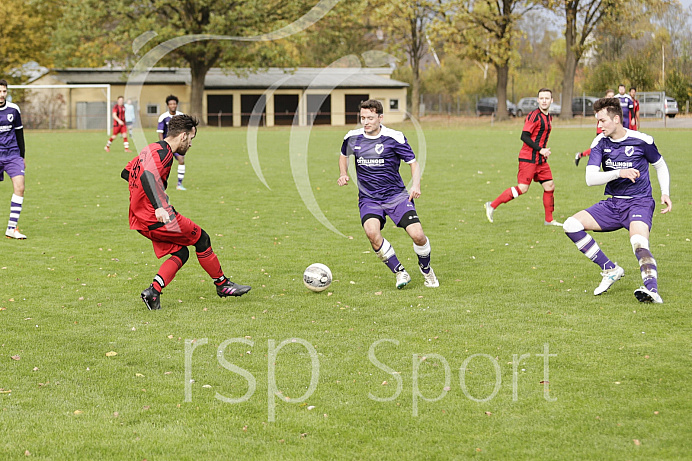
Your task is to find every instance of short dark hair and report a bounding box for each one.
[167,114,198,138]
[0,79,7,88]
[359,99,383,115]
[593,98,623,122]
[629,87,637,91]
[537,88,552,97]
[166,94,179,104]
[618,84,625,88]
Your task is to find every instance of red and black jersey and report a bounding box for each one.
[519,109,552,164]
[112,104,126,127]
[122,141,176,231]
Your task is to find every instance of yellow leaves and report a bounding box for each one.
[105,351,117,357]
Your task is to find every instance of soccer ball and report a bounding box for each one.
[303,263,332,292]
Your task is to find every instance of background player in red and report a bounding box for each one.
[105,96,131,153]
[629,87,640,131]
[121,114,251,310]
[575,89,614,166]
[485,88,561,226]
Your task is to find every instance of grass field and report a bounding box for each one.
[1,121,690,459]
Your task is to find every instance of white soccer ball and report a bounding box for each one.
[303,263,332,292]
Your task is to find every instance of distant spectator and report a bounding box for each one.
[124,99,136,137]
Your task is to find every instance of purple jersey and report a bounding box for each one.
[0,102,23,158]
[340,126,416,201]
[157,110,184,138]
[615,94,634,128]
[587,130,662,198]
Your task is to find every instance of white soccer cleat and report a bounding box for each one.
[176,184,187,191]
[544,220,563,226]
[594,265,624,295]
[5,228,26,239]
[634,286,663,304]
[395,270,411,289]
[420,267,439,288]
[484,202,495,223]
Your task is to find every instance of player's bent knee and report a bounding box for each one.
[563,216,584,233]
[171,246,190,265]
[630,234,649,252]
[194,229,211,253]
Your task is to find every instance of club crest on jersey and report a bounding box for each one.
[625,146,634,157]
[375,143,384,155]
[7,114,13,123]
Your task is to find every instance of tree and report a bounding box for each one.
[548,0,664,117]
[116,0,318,120]
[0,1,60,81]
[372,0,440,119]
[437,0,534,121]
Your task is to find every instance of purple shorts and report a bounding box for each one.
[359,194,420,229]
[0,156,25,182]
[585,196,655,232]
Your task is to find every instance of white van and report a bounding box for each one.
[637,92,679,118]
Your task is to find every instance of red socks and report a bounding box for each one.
[491,186,523,209]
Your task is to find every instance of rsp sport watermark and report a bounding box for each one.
[184,338,556,421]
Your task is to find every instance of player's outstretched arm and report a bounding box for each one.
[408,160,421,201]
[337,155,349,186]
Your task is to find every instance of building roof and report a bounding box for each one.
[35,67,409,90]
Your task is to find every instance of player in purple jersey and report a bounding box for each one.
[338,99,439,289]
[0,80,27,239]
[563,98,672,303]
[157,95,186,190]
[615,84,634,129]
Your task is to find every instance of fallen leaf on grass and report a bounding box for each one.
[74,410,83,415]
[0,389,12,394]
[485,412,492,416]
[10,356,20,361]
[633,439,641,446]
[135,373,145,378]
[105,351,117,357]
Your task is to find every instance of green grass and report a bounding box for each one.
[1,121,690,459]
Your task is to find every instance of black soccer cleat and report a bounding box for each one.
[574,152,581,166]
[141,286,161,310]
[216,280,252,298]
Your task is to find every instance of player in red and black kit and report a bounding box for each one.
[105,96,131,153]
[121,114,251,310]
[485,88,561,226]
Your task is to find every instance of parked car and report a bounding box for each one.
[572,96,599,117]
[638,92,678,118]
[664,96,679,118]
[476,97,517,116]
[516,97,561,117]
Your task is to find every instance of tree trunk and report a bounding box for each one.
[189,59,211,124]
[495,63,509,121]
[411,61,420,119]
[561,3,578,118]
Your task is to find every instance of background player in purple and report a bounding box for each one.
[337,99,439,289]
[157,95,186,190]
[0,79,27,239]
[562,98,671,303]
[615,84,634,129]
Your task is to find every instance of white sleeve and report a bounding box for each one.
[585,165,620,186]
[652,158,670,196]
